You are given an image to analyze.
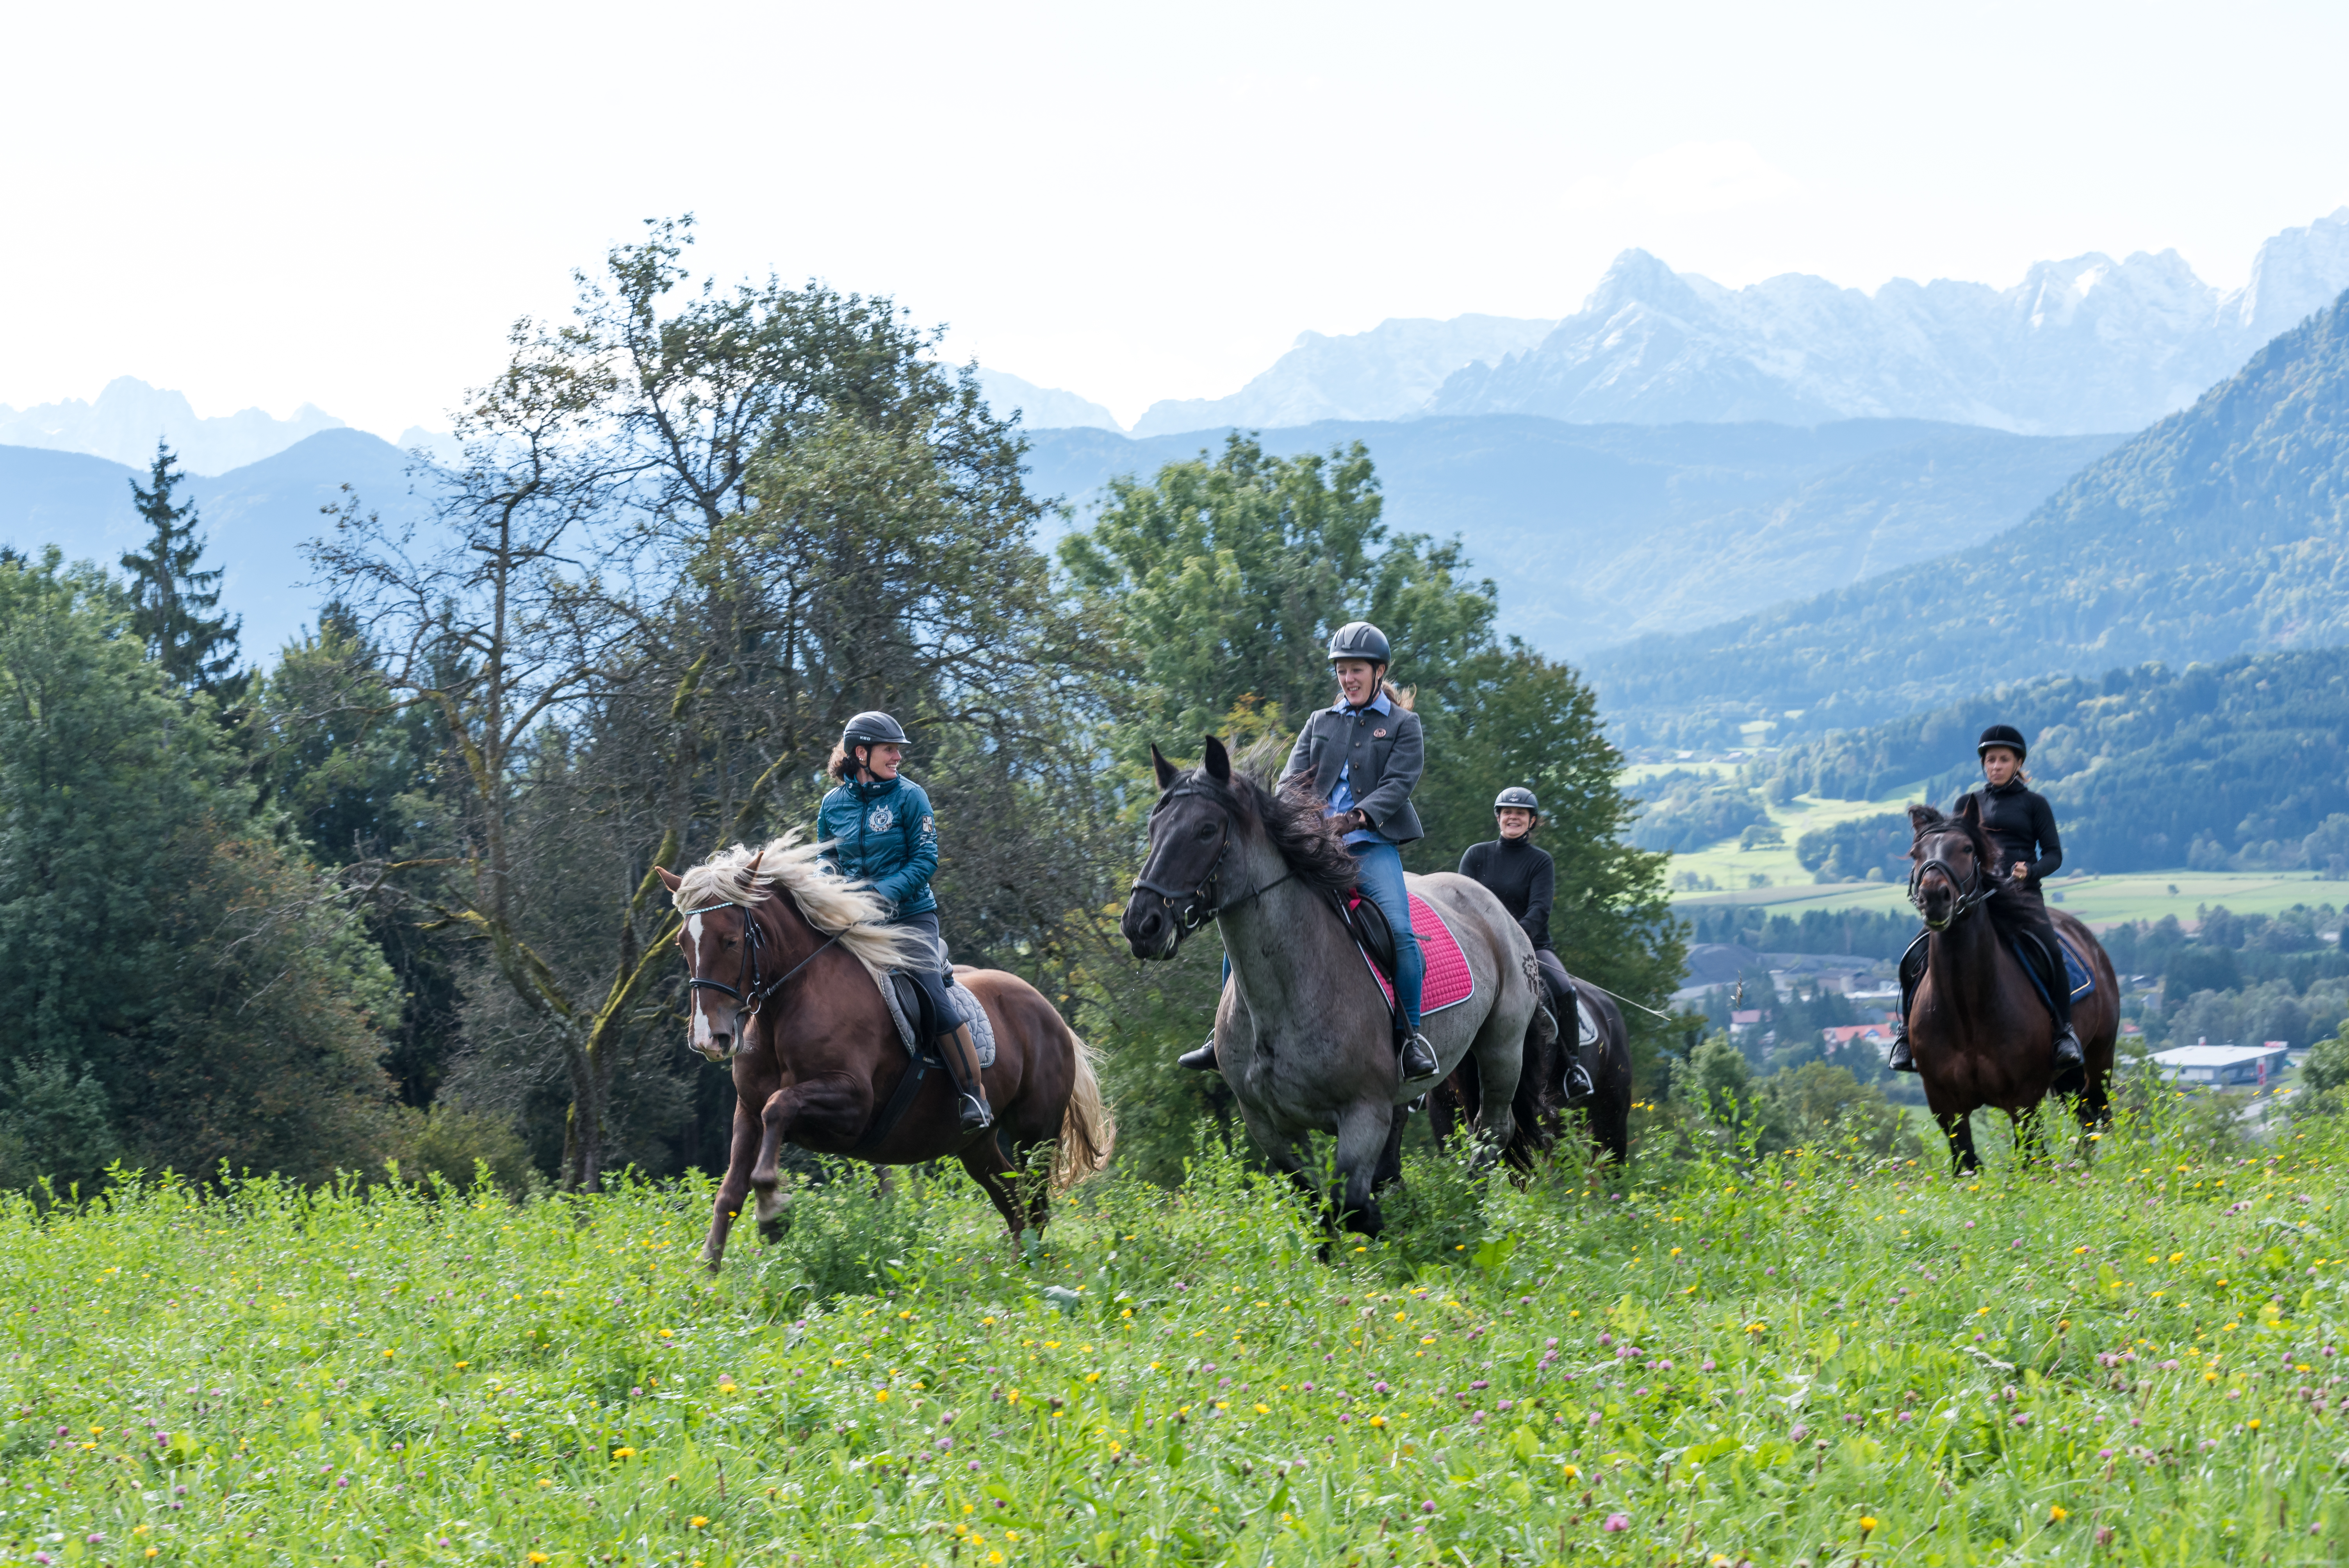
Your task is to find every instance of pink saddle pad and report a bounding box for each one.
[1357,891,1476,1016]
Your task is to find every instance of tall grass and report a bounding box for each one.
[4,1092,2345,1565]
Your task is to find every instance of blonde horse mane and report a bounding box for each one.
[670,830,934,979]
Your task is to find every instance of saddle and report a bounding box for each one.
[1900,927,2094,1025]
[856,971,996,1156]
[1339,891,1408,1047]
[879,972,997,1067]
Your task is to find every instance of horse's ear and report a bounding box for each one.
[746,850,765,877]
[1954,793,1983,830]
[1906,803,1942,837]
[1201,734,1231,783]
[1150,743,1179,792]
[655,866,682,893]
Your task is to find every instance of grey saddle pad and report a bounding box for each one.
[879,974,997,1068]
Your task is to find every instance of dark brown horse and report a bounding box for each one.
[657,833,1113,1270]
[1432,976,1633,1172]
[1907,798,2118,1173]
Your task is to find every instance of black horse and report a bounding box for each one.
[1432,974,1632,1172]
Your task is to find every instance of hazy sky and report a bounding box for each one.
[6,0,2347,433]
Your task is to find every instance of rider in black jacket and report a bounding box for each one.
[1459,787,1595,1102]
[1887,724,2085,1086]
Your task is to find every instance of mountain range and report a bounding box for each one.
[1123,316,1558,437]
[0,377,352,476]
[0,430,436,659]
[1021,417,2123,653]
[988,208,2349,441]
[1432,211,2349,434]
[1586,283,2349,746]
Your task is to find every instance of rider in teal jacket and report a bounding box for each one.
[818,711,988,1132]
[816,769,939,917]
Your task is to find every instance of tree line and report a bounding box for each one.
[0,220,1681,1192]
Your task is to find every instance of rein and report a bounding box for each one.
[1128,784,1299,939]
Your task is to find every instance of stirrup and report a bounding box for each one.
[1177,1036,1220,1072]
[1562,1058,1596,1104]
[1399,1031,1438,1081]
[957,1092,994,1132]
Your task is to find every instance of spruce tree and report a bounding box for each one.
[122,441,242,697]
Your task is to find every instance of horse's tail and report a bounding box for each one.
[1054,1025,1116,1190]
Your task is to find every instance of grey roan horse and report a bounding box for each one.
[1121,737,1547,1236]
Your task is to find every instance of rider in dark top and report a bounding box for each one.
[1887,723,2084,1085]
[1459,787,1595,1103]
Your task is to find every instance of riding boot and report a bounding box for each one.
[2035,942,2086,1092]
[1886,936,1925,1074]
[1178,1034,1220,1071]
[938,1023,993,1132]
[1399,1029,1439,1081]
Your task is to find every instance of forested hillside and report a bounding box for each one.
[1591,286,2349,745]
[1761,649,2349,877]
[0,222,1682,1194]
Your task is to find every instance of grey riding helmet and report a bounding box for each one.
[1494,786,1540,822]
[1326,620,1391,666]
[841,710,911,755]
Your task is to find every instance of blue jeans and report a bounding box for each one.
[1349,840,1424,1030]
[1227,839,1425,1029]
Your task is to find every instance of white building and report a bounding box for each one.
[2150,1041,2290,1088]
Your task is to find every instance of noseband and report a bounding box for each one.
[682,899,846,1058]
[1129,785,1296,943]
[1907,836,1995,929]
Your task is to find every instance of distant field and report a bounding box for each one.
[1640,769,2346,931]
[1637,770,1928,904]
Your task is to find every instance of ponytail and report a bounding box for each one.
[827,743,857,782]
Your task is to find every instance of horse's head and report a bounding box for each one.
[1907,798,1991,931]
[656,854,766,1062]
[1122,737,1240,960]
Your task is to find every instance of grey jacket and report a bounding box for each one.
[1281,701,1425,845]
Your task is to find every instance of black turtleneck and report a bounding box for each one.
[1969,776,2063,880]
[1459,834,1554,950]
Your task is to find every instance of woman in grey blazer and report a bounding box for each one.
[1179,620,1438,1081]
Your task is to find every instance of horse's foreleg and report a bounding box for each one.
[1372,1105,1408,1193]
[1334,1101,1394,1237]
[1940,1110,1979,1176]
[746,1075,868,1242]
[701,1099,761,1272]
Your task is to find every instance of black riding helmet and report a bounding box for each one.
[1327,621,1391,666]
[841,711,911,770]
[1494,785,1540,822]
[1976,723,2028,762]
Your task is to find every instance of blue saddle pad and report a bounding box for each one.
[2012,931,2096,1010]
[2059,937,2093,1001]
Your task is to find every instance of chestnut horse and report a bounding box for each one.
[657,833,1113,1270]
[1906,798,2118,1173]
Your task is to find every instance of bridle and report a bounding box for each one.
[681,898,845,1058]
[1907,830,1997,931]
[1128,784,1297,944]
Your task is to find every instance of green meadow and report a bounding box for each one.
[11,1102,2349,1568]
